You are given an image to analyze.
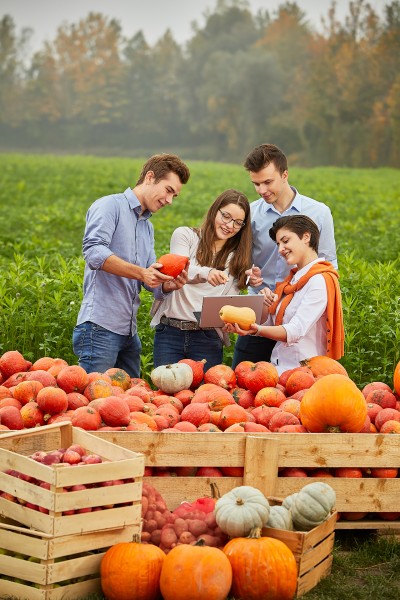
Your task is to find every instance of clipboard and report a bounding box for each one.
[194,294,264,328]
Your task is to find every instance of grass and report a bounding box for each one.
[0,153,399,386]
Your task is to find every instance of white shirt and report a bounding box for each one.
[150,227,240,337]
[265,258,328,374]
[249,187,337,294]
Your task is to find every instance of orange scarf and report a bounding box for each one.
[269,261,344,359]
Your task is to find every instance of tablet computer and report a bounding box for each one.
[194,295,264,328]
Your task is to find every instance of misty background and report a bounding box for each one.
[1,0,399,166]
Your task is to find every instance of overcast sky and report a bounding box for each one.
[1,0,389,52]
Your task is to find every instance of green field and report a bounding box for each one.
[0,153,399,386]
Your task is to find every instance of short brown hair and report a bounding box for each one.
[136,153,190,185]
[269,215,320,252]
[244,144,288,175]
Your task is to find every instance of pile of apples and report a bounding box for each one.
[1,443,133,514]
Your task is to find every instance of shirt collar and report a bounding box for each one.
[293,257,325,282]
[123,187,152,219]
[263,186,302,214]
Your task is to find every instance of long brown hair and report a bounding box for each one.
[195,189,252,289]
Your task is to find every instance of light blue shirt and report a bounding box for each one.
[249,186,338,293]
[76,187,164,336]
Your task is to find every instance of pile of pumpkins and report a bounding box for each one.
[101,481,336,600]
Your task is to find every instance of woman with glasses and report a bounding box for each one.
[151,189,252,371]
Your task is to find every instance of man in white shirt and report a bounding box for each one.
[231,143,338,369]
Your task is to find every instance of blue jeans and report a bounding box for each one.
[153,323,223,372]
[72,322,142,378]
[231,335,276,369]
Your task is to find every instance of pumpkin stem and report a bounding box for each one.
[194,538,206,547]
[235,498,245,506]
[248,527,262,539]
[326,425,342,433]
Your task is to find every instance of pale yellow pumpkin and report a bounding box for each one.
[219,305,256,330]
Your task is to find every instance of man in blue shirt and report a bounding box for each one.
[73,153,190,377]
[231,143,337,369]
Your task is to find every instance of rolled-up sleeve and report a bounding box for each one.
[83,198,116,270]
[283,277,327,345]
[170,227,212,283]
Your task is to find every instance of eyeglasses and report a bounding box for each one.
[218,209,245,229]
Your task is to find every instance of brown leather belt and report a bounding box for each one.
[160,316,214,331]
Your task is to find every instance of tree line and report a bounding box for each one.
[1,0,399,166]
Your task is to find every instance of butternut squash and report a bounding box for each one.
[219,305,256,330]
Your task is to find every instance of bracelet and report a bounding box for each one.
[252,324,262,337]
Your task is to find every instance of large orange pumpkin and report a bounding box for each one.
[223,527,298,600]
[299,374,367,433]
[160,541,232,600]
[101,541,165,600]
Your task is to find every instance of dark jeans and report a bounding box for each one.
[72,321,142,378]
[231,335,276,369]
[153,323,223,371]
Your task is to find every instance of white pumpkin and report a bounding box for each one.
[290,482,336,531]
[215,485,270,537]
[150,362,193,394]
[266,505,293,531]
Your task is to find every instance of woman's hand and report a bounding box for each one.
[245,265,263,287]
[259,286,278,307]
[222,323,259,337]
[208,269,228,287]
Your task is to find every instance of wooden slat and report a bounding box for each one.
[297,555,333,597]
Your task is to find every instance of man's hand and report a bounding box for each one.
[162,267,189,293]
[142,262,173,288]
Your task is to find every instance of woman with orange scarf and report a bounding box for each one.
[224,215,344,374]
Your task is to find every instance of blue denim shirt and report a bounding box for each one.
[76,187,164,336]
[249,186,338,293]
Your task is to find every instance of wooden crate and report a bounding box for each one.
[263,499,337,597]
[89,431,400,530]
[0,422,144,536]
[0,519,138,599]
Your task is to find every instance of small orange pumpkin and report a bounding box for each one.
[157,253,189,278]
[223,527,298,600]
[160,540,232,600]
[300,355,348,378]
[101,541,165,600]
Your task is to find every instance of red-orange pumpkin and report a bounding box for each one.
[204,364,237,390]
[157,253,189,278]
[178,358,206,388]
[300,355,348,378]
[71,406,102,430]
[299,374,367,433]
[101,541,165,600]
[240,361,279,393]
[56,365,90,394]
